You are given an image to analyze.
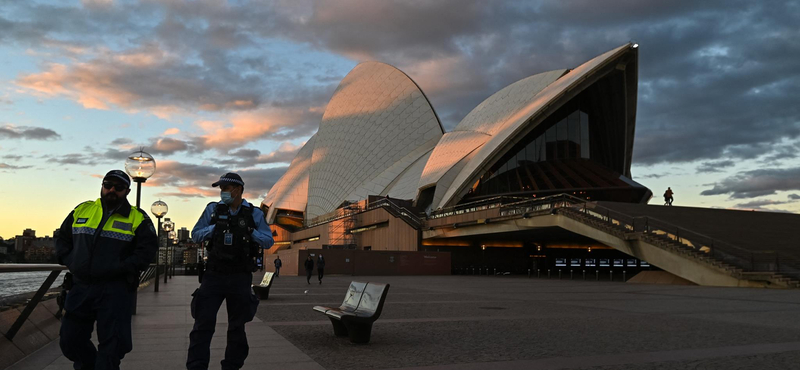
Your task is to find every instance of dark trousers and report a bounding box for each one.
[274,266,280,277]
[306,269,313,283]
[318,268,324,282]
[60,280,132,370]
[187,271,258,370]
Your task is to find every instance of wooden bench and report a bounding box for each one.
[251,272,274,300]
[313,281,390,343]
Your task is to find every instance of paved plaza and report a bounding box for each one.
[263,274,800,370]
[8,273,800,370]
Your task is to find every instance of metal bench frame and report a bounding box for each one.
[313,281,390,343]
[251,272,275,300]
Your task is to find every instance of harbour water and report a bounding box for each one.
[0,270,67,298]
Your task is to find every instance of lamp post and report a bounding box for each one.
[168,230,177,278]
[125,149,156,209]
[151,200,168,292]
[125,149,155,314]
[163,219,174,284]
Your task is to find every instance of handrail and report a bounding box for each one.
[553,198,799,278]
[424,192,799,279]
[0,264,68,273]
[1,264,65,341]
[366,198,422,227]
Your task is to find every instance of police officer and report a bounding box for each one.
[187,172,274,370]
[55,170,158,370]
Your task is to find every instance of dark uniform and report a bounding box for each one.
[55,197,158,370]
[187,199,272,370]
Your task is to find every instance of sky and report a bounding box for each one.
[1,0,799,240]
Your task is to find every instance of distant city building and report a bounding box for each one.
[178,227,190,242]
[15,229,36,253]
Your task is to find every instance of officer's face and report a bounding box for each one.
[101,179,130,204]
[220,184,243,200]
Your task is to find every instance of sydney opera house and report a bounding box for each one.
[260,43,800,287]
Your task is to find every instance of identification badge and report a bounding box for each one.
[224,233,233,245]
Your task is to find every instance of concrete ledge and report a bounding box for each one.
[0,298,62,370]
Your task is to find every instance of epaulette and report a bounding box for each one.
[74,200,95,210]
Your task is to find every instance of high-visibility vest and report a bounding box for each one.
[72,199,146,241]
[66,199,148,280]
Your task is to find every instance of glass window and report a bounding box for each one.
[546,126,557,159]
[537,136,546,161]
[557,119,568,141]
[569,112,580,158]
[580,112,590,159]
[507,153,517,170]
[525,139,537,162]
[546,125,557,142]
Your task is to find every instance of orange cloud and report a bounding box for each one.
[195,108,303,150]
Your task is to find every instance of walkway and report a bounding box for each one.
[7,275,324,370]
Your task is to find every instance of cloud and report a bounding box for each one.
[194,108,320,151]
[700,167,800,199]
[696,160,735,173]
[0,125,60,140]
[149,160,288,200]
[219,141,304,167]
[3,0,800,168]
[789,194,800,200]
[0,162,32,170]
[162,128,180,136]
[637,173,669,179]
[110,138,132,146]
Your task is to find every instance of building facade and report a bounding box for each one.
[261,43,652,274]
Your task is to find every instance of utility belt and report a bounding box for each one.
[205,261,252,274]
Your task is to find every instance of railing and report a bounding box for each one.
[496,194,800,280]
[367,198,423,228]
[302,198,423,232]
[429,195,529,219]
[0,264,66,341]
[424,192,800,280]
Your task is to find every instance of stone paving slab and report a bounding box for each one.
[7,275,324,370]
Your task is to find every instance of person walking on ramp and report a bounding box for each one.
[664,187,674,206]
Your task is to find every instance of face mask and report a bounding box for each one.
[221,192,234,205]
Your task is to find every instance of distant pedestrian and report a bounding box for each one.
[317,254,326,284]
[304,255,314,284]
[664,187,674,206]
[274,256,282,277]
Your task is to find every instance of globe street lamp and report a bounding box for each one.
[163,219,174,284]
[125,149,155,315]
[125,149,156,209]
[151,200,168,292]
[168,230,177,278]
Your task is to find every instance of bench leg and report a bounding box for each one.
[343,321,373,344]
[329,317,349,337]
